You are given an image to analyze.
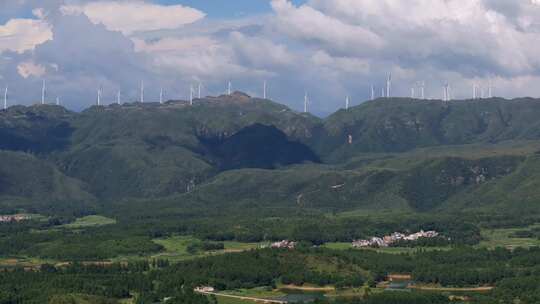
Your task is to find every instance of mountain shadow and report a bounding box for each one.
[203,123,320,170]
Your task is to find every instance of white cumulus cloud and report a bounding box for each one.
[61,1,206,35]
[17,61,46,78]
[2,0,540,113]
[0,18,52,53]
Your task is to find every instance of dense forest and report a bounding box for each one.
[4,247,540,303]
[0,210,489,261]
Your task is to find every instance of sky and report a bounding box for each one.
[1,0,540,115]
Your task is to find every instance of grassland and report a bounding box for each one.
[213,285,382,304]
[0,235,263,267]
[0,256,55,269]
[213,295,258,304]
[61,215,117,229]
[221,287,286,298]
[151,236,264,262]
[478,224,540,249]
[322,242,451,254]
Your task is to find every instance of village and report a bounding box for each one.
[265,231,440,250]
[352,230,439,248]
[269,240,297,249]
[0,214,30,223]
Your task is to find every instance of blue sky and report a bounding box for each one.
[157,0,307,18]
[0,0,540,114]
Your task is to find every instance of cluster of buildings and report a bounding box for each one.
[352,230,439,248]
[194,286,215,293]
[270,240,297,249]
[0,214,30,223]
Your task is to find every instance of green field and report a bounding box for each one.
[322,242,451,254]
[61,215,117,229]
[221,287,286,298]
[151,236,263,261]
[0,256,56,269]
[213,295,255,304]
[479,224,540,249]
[213,285,381,303]
[322,242,353,250]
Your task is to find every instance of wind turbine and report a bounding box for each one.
[159,88,164,104]
[117,90,121,105]
[345,96,350,110]
[386,73,392,98]
[443,86,447,102]
[411,87,415,99]
[304,91,309,113]
[227,81,232,95]
[190,84,194,105]
[3,86,7,110]
[420,81,425,99]
[41,80,46,105]
[263,81,267,99]
[443,83,451,102]
[371,85,375,100]
[473,84,477,99]
[97,86,102,106]
[140,80,144,103]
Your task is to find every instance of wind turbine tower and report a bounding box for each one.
[411,87,415,99]
[3,86,7,110]
[159,88,164,104]
[140,80,144,103]
[263,81,267,99]
[117,90,121,105]
[228,81,232,95]
[473,84,477,99]
[371,85,375,100]
[443,83,451,102]
[304,91,309,113]
[190,84,194,105]
[443,86,447,102]
[41,80,46,105]
[386,74,392,98]
[198,82,201,99]
[420,81,425,99]
[345,96,350,110]
[97,87,102,106]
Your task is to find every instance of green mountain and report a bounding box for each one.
[0,105,74,153]
[0,151,95,214]
[55,93,319,199]
[318,98,540,162]
[2,94,540,217]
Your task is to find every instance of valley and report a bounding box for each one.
[4,95,540,303]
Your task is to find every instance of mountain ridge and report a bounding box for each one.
[2,93,540,216]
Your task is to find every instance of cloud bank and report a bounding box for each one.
[1,0,540,114]
[60,1,205,34]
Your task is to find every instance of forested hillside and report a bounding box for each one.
[318,98,540,161]
[2,94,540,217]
